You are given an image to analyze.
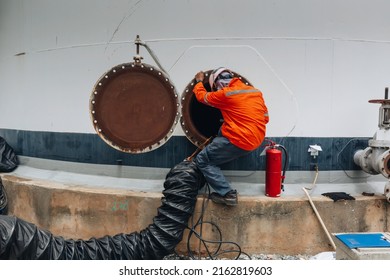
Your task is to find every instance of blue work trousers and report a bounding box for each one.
[194,135,252,196]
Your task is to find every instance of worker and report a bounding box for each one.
[192,67,269,206]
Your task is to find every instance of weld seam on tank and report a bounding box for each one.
[0,160,205,260]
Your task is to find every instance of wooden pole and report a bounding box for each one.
[302,187,337,251]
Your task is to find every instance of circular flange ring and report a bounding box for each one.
[180,70,252,147]
[378,149,390,178]
[90,63,179,153]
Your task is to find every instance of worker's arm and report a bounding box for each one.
[193,71,212,105]
[193,82,226,108]
[193,71,227,108]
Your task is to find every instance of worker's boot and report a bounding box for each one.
[210,190,238,206]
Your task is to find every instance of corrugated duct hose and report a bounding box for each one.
[0,179,7,215]
[0,160,248,260]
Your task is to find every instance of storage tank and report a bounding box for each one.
[1,0,390,181]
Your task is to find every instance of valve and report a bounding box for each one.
[354,88,390,202]
[354,88,390,178]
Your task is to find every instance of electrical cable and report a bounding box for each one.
[132,35,299,140]
[137,39,171,78]
[172,134,251,260]
[277,144,289,191]
[167,44,299,138]
[304,165,319,191]
[336,138,371,179]
[181,182,251,260]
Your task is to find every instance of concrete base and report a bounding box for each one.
[1,158,390,257]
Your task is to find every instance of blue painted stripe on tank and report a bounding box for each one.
[0,128,369,171]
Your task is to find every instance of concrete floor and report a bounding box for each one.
[1,156,390,258]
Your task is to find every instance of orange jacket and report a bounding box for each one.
[193,78,269,151]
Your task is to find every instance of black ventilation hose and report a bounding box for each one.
[0,179,7,215]
[0,160,205,260]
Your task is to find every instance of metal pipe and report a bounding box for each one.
[354,147,390,178]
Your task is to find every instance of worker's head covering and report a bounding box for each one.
[209,67,233,91]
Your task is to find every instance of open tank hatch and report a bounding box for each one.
[180,70,252,147]
[90,63,179,153]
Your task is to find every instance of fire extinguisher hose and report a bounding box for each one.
[276,144,289,190]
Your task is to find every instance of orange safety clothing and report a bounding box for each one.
[193,77,269,151]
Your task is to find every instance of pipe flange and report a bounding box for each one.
[90,63,179,153]
[378,149,390,178]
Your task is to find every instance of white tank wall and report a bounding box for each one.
[1,0,390,137]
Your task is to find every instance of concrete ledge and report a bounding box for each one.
[1,172,390,257]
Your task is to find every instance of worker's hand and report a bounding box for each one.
[195,71,204,83]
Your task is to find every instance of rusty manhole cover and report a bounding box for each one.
[90,63,179,153]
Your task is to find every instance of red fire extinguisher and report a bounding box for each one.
[265,141,287,197]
